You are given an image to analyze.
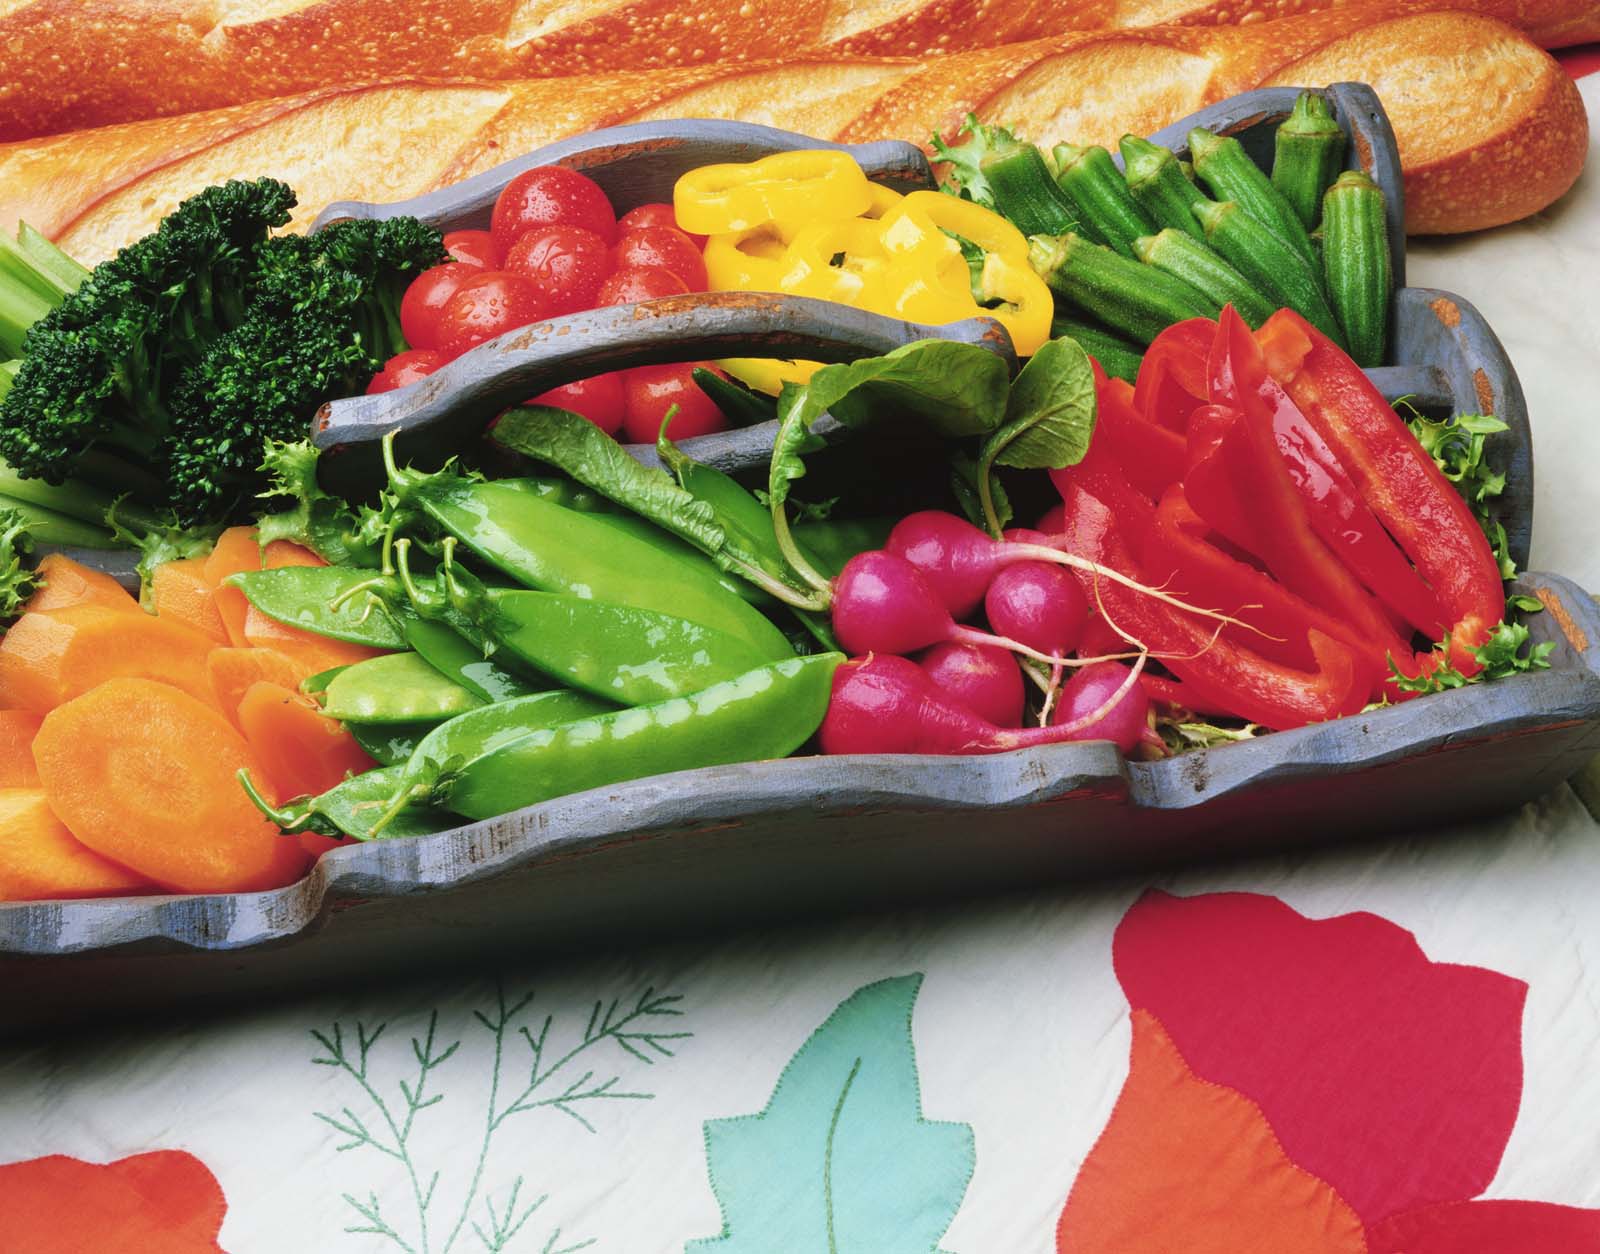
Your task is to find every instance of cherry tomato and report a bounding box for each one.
[596,265,688,307]
[400,262,476,351]
[618,202,707,248]
[611,226,707,292]
[505,225,610,315]
[621,363,729,444]
[442,229,502,269]
[528,372,626,438]
[436,271,550,358]
[365,370,395,395]
[383,349,447,389]
[491,166,617,256]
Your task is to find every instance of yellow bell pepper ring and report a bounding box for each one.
[674,150,874,236]
[703,224,794,292]
[977,252,1052,357]
[778,219,896,308]
[718,356,819,395]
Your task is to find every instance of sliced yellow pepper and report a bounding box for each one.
[717,356,819,394]
[703,222,797,292]
[675,150,873,236]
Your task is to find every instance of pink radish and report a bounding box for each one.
[917,642,1025,728]
[984,560,1089,660]
[885,511,1241,636]
[833,551,1088,665]
[1049,661,1152,754]
[819,654,1149,756]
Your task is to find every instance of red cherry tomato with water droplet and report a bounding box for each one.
[383,349,447,388]
[491,166,617,256]
[621,363,729,444]
[442,229,502,268]
[596,265,688,306]
[529,373,627,437]
[400,262,476,351]
[618,202,708,248]
[505,224,610,315]
[436,271,550,358]
[611,226,708,291]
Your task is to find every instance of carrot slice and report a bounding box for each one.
[0,605,223,715]
[242,604,386,673]
[236,681,375,801]
[33,678,311,894]
[206,647,313,724]
[22,553,140,616]
[205,527,326,647]
[0,787,152,901]
[0,710,41,786]
[150,556,228,644]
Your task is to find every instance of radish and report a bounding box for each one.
[984,559,1089,660]
[818,654,1149,756]
[1049,661,1152,754]
[884,511,1242,636]
[833,551,1092,665]
[917,642,1025,728]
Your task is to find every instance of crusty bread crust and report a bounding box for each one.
[0,0,1595,140]
[0,8,1584,260]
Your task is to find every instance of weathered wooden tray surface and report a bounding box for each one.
[0,87,1578,1036]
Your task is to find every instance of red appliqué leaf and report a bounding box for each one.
[0,1151,226,1252]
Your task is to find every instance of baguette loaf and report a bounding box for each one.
[0,8,1583,263]
[2,0,1597,140]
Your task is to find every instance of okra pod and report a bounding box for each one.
[1133,230,1276,329]
[1193,198,1347,348]
[1049,316,1144,384]
[1029,232,1218,346]
[1052,142,1156,258]
[1320,170,1392,367]
[979,140,1086,238]
[1189,126,1321,272]
[1119,134,1206,243]
[1272,92,1347,231]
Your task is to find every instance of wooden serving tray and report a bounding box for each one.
[0,86,1579,1037]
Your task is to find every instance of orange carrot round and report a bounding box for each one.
[0,787,153,901]
[0,605,223,715]
[236,681,375,801]
[23,553,139,616]
[150,556,228,644]
[0,709,41,786]
[206,647,313,725]
[33,678,310,894]
[242,604,386,674]
[204,526,325,647]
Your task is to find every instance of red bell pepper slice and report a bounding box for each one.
[1209,306,1447,640]
[1049,428,1157,543]
[1132,317,1216,432]
[1055,474,1366,730]
[1142,485,1385,697]
[1182,386,1417,680]
[1256,310,1504,675]
[1094,366,1187,501]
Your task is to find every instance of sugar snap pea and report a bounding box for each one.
[348,719,442,767]
[423,653,842,825]
[321,651,484,724]
[408,477,793,661]
[243,765,454,840]
[230,565,410,649]
[403,617,546,704]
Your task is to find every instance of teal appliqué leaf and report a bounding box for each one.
[687,973,974,1254]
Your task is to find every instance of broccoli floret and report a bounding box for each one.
[0,179,444,524]
[0,178,295,492]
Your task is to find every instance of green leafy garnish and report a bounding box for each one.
[104,500,223,608]
[1471,618,1555,679]
[974,335,1096,534]
[1158,720,1264,753]
[255,438,393,567]
[949,452,1012,535]
[930,114,1017,207]
[1405,408,1515,578]
[0,506,38,620]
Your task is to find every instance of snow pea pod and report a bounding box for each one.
[587,510,769,607]
[230,565,409,649]
[322,652,483,724]
[432,653,842,824]
[348,719,442,767]
[245,765,454,841]
[494,474,614,512]
[412,479,792,660]
[375,689,617,834]
[402,617,546,704]
[482,590,769,705]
